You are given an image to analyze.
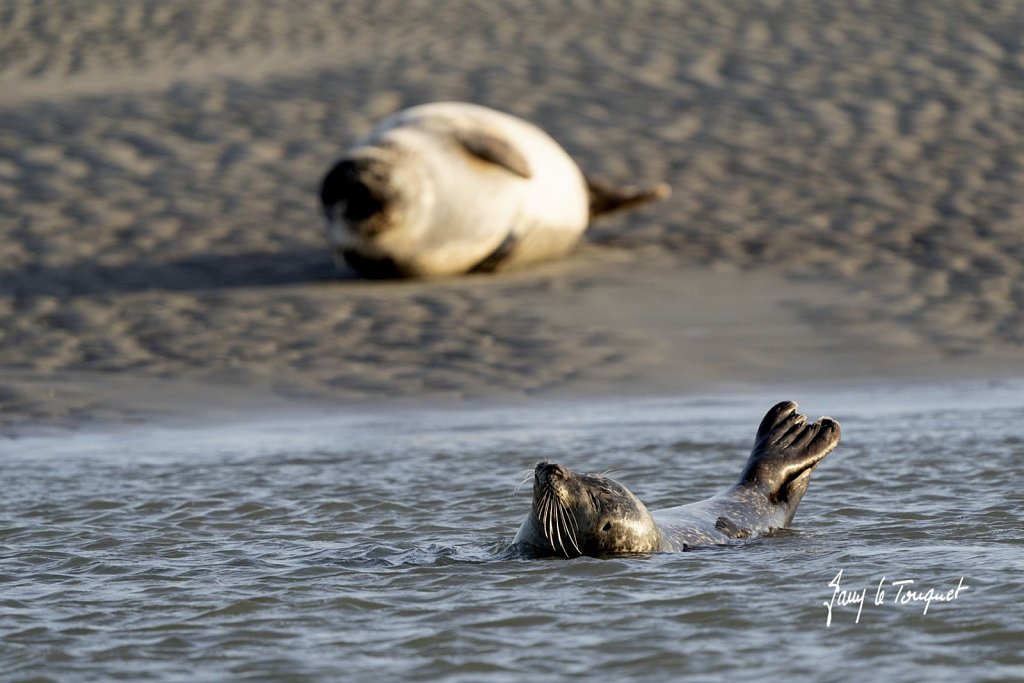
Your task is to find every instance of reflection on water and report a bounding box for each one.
[2,382,1022,681]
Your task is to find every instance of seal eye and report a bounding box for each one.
[602,522,612,532]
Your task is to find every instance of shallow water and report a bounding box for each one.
[2,381,1022,682]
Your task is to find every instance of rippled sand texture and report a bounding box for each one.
[2,1,1024,426]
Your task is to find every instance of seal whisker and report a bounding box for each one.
[548,494,565,555]
[556,501,581,556]
[562,499,579,534]
[540,493,556,552]
[513,469,534,494]
[566,505,580,553]
[553,504,568,556]
[546,497,559,553]
[562,501,581,554]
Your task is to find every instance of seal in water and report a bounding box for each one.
[319,102,669,278]
[513,401,841,557]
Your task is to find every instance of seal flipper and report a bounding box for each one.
[738,401,841,524]
[586,176,671,218]
[470,231,520,273]
[714,516,752,539]
[451,128,533,179]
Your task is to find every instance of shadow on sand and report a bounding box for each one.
[2,248,351,298]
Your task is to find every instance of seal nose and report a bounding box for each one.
[341,179,384,223]
[320,160,356,209]
[320,159,387,225]
[535,461,567,484]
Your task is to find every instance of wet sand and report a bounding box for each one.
[2,1,1023,431]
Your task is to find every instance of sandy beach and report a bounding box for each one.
[2,0,1023,431]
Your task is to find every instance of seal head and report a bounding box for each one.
[514,462,664,558]
[320,142,434,278]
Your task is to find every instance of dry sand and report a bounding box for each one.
[2,1,1023,431]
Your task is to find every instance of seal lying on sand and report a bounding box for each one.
[319,102,669,278]
[514,401,841,557]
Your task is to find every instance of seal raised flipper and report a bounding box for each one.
[586,176,671,218]
[736,401,842,526]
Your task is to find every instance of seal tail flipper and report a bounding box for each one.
[586,176,671,218]
[740,401,841,522]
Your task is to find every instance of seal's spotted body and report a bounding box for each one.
[514,401,841,557]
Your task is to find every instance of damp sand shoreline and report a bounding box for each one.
[4,251,1022,434]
